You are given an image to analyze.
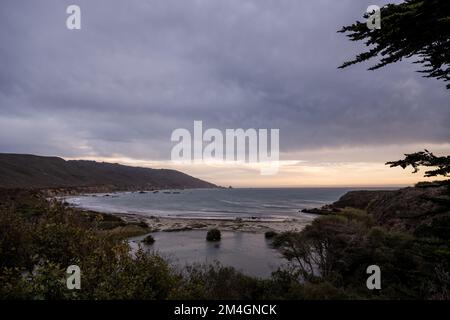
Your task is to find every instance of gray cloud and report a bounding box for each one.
[0,0,449,161]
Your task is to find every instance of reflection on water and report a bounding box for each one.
[129,230,285,278]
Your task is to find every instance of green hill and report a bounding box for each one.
[0,153,217,190]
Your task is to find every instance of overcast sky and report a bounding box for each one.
[1,0,449,186]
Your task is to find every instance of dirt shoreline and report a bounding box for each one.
[113,211,317,234]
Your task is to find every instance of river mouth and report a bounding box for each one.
[129,230,285,278]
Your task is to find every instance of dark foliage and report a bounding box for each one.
[264,231,278,239]
[206,229,221,242]
[273,210,450,299]
[386,149,450,177]
[142,235,155,245]
[339,0,450,89]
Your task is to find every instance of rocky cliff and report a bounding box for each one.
[304,182,450,232]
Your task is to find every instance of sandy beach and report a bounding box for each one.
[115,212,317,234]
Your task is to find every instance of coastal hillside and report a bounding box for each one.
[0,153,217,191]
[305,182,450,233]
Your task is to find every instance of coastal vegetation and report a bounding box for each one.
[142,235,155,245]
[264,231,278,239]
[1,173,449,299]
[206,229,221,242]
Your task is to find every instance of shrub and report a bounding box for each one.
[175,262,266,299]
[142,234,155,245]
[206,229,221,241]
[264,231,278,239]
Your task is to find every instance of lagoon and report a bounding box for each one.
[129,230,284,278]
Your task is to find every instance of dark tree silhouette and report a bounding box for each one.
[386,150,450,177]
[339,0,450,89]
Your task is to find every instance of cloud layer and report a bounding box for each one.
[1,0,449,166]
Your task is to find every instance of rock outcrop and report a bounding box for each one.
[366,185,450,230]
[304,182,450,231]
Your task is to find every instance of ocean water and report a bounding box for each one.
[65,187,353,221]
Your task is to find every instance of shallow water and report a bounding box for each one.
[129,230,284,278]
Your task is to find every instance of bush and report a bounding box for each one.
[142,234,155,245]
[206,229,221,241]
[175,262,267,299]
[264,231,278,239]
